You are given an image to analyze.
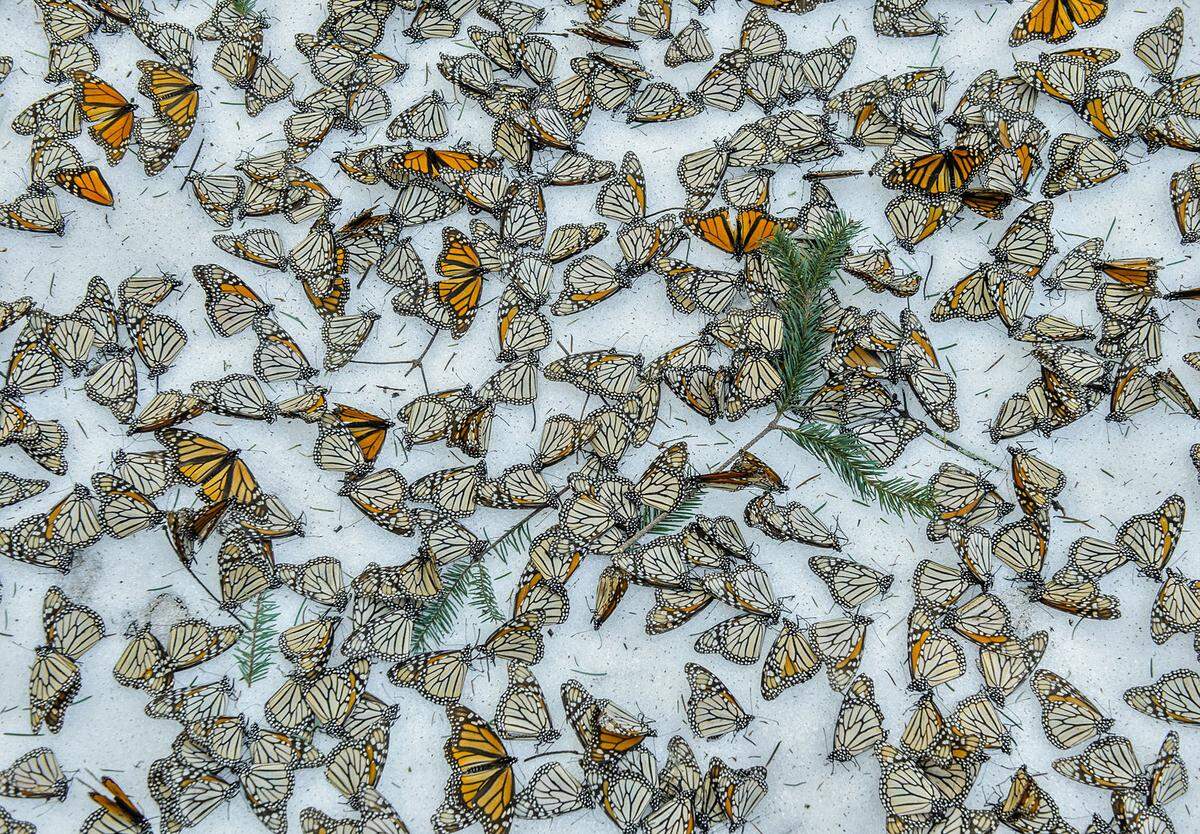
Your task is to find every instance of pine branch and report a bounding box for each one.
[782,422,935,520]
[231,0,258,15]
[766,217,861,412]
[490,513,535,565]
[640,490,705,537]
[412,559,504,651]
[234,591,279,686]
[468,562,504,623]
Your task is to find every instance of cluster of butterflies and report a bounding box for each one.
[3,0,1200,833]
[873,0,1109,43]
[4,0,205,232]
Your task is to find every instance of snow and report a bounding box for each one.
[0,0,1199,832]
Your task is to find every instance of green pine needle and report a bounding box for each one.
[231,0,258,15]
[782,422,935,520]
[234,591,280,686]
[412,559,504,651]
[766,217,861,413]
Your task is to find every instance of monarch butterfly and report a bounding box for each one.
[804,615,868,692]
[1150,571,1200,644]
[12,89,82,139]
[494,662,560,745]
[1009,446,1065,530]
[906,606,965,692]
[197,0,267,42]
[124,303,187,377]
[1043,133,1126,197]
[186,174,244,227]
[825,674,886,762]
[1136,8,1184,84]
[321,312,378,371]
[137,60,199,141]
[758,619,821,700]
[253,317,317,382]
[341,468,412,536]
[71,71,136,165]
[927,463,1013,542]
[1117,495,1185,580]
[882,142,983,196]
[191,374,273,422]
[945,592,1013,647]
[0,472,48,509]
[1052,735,1143,791]
[665,19,713,68]
[886,193,960,251]
[113,619,241,693]
[324,722,389,803]
[0,185,65,235]
[810,554,893,609]
[0,747,67,800]
[434,706,515,834]
[193,264,271,337]
[81,777,151,834]
[29,586,104,734]
[996,767,1073,834]
[299,807,410,833]
[389,648,472,705]
[873,743,943,822]
[129,11,195,71]
[1010,0,1108,47]
[92,471,163,539]
[684,205,800,259]
[155,428,261,505]
[683,662,752,740]
[1125,669,1200,725]
[874,0,945,38]
[1031,669,1113,749]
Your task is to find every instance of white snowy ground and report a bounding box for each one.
[0,0,1199,832]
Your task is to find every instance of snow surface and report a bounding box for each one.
[0,0,1198,833]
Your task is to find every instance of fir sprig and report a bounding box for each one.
[489,513,534,565]
[768,220,935,521]
[782,422,935,520]
[412,558,504,651]
[640,490,705,537]
[231,0,258,15]
[234,591,279,686]
[767,217,861,412]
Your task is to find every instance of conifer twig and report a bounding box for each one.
[767,218,860,412]
[412,558,504,651]
[234,591,279,686]
[780,422,935,520]
[767,221,935,520]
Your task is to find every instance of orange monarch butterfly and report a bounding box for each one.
[684,206,800,259]
[155,428,261,505]
[82,777,151,834]
[1010,0,1108,47]
[435,706,515,834]
[137,60,199,141]
[70,71,136,165]
[882,145,983,196]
